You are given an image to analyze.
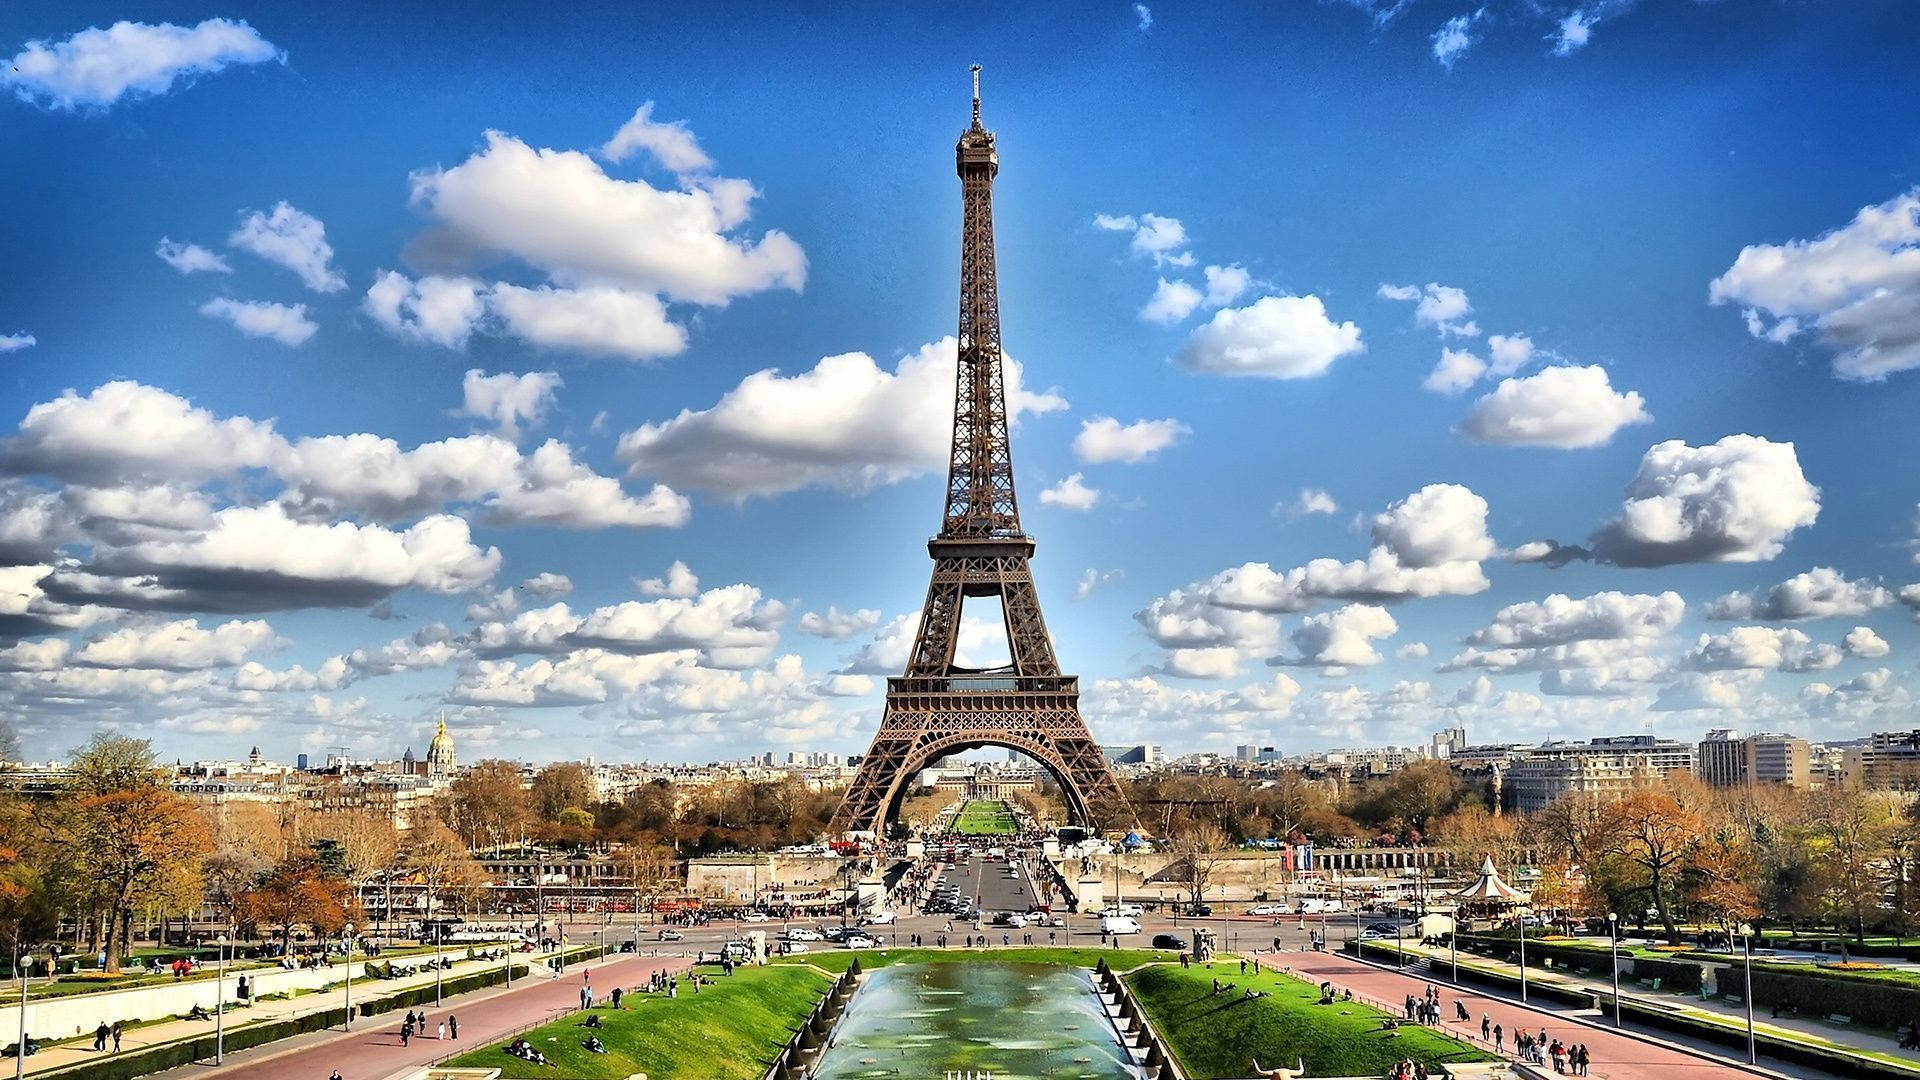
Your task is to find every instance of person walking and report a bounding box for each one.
[1492,1023,1503,1053]
[611,986,623,1009]
[111,1021,123,1052]
[1481,1014,1490,1042]
[400,1020,412,1048]
[93,1021,109,1052]
[437,1019,447,1041]
[449,1014,460,1040]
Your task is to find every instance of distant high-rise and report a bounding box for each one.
[1699,730,1810,788]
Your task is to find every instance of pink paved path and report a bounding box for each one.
[196,952,694,1080]
[1279,951,1760,1080]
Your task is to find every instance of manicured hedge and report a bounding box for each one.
[1742,967,1920,1034]
[1349,940,1595,1008]
[1617,997,1920,1080]
[1453,934,1703,993]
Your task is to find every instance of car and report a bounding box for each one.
[1366,921,1402,935]
[1247,904,1282,916]
[1102,903,1143,918]
[657,929,684,941]
[1151,933,1187,950]
[1100,915,1141,935]
[863,910,897,925]
[1359,929,1389,941]
[844,935,877,949]
[742,911,770,922]
[784,927,823,941]
[782,941,811,954]
[1183,903,1213,917]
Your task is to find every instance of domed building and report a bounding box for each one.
[426,716,457,780]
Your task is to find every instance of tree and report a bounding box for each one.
[1809,788,1895,944]
[1165,820,1231,909]
[56,736,211,972]
[404,818,485,919]
[531,763,593,822]
[443,760,530,849]
[1597,792,1698,943]
[234,857,360,954]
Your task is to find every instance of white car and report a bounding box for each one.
[783,941,811,954]
[742,911,770,922]
[844,936,877,949]
[785,927,823,941]
[863,910,897,925]
[1102,903,1143,918]
[1247,904,1282,916]
[1100,915,1141,936]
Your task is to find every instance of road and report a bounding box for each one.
[158,950,693,1080]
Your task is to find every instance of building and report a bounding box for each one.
[1101,744,1162,766]
[1845,730,1920,789]
[427,718,457,780]
[1506,735,1695,812]
[1697,730,1811,789]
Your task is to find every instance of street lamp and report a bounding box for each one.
[1608,912,1621,1027]
[1740,922,1756,1065]
[1517,912,1529,1003]
[1449,911,1459,984]
[13,945,30,1080]
[214,934,229,1064]
[434,923,445,1008]
[342,922,355,1030]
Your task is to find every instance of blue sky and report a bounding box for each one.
[3,1,1919,764]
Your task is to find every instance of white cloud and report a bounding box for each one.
[480,440,690,529]
[3,380,283,486]
[1462,590,1685,650]
[197,298,317,346]
[1653,670,1757,712]
[1486,333,1536,376]
[1072,416,1189,464]
[1176,295,1364,379]
[597,101,714,173]
[1845,626,1891,659]
[1379,281,1478,336]
[487,283,687,360]
[1203,265,1252,307]
[155,238,230,275]
[459,370,563,439]
[1430,12,1484,69]
[75,617,279,670]
[1423,348,1486,395]
[1039,473,1101,511]
[466,583,784,670]
[1140,279,1202,325]
[0,333,36,353]
[409,130,804,307]
[635,561,699,599]
[1086,672,1301,744]
[1134,3,1154,30]
[1709,187,1920,380]
[1706,567,1893,621]
[1397,641,1430,660]
[1075,568,1124,600]
[615,337,1065,497]
[841,611,1009,675]
[1093,212,1193,267]
[1551,10,1596,54]
[1588,435,1821,566]
[1459,365,1651,448]
[3,18,279,111]
[229,203,345,293]
[1682,626,1842,673]
[364,272,487,349]
[797,607,882,639]
[520,573,573,598]
[1279,488,1339,519]
[1279,604,1398,668]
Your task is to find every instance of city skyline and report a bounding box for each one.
[5,1,1920,765]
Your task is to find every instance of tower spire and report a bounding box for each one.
[971,63,982,129]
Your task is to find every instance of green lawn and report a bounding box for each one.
[772,945,1178,974]
[1125,961,1495,1079]
[446,963,830,1079]
[950,799,1018,835]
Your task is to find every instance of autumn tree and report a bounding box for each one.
[443,759,531,849]
[56,734,212,972]
[404,817,486,919]
[1597,791,1699,943]
[531,763,594,822]
[235,857,361,953]
[1809,788,1895,944]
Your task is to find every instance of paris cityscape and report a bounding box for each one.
[5,2,1920,1079]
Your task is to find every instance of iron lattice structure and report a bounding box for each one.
[830,70,1138,838]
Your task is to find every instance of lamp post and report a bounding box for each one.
[342,922,355,1030]
[214,934,229,1064]
[1449,912,1459,984]
[1608,912,1621,1027]
[1740,922,1756,1065]
[14,946,30,1080]
[1517,912,1529,1003]
[434,924,445,1008]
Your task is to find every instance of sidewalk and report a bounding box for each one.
[20,947,606,1076]
[1278,950,1770,1080]
[1391,938,1920,1066]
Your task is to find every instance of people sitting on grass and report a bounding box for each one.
[187,1004,211,1021]
[507,1038,552,1066]
[582,1035,607,1054]
[581,1013,603,1029]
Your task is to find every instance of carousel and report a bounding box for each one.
[1451,854,1529,927]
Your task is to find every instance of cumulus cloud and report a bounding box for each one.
[1845,626,1891,659]
[3,380,283,486]
[458,370,563,439]
[4,18,279,111]
[635,561,699,599]
[840,611,1010,675]
[1278,488,1339,519]
[1682,626,1843,673]
[487,283,688,360]
[197,298,317,346]
[797,607,882,639]
[1075,568,1124,600]
[1706,567,1893,621]
[615,337,1065,497]
[1140,279,1202,325]
[155,238,230,275]
[363,272,487,349]
[597,101,714,173]
[1072,416,1189,464]
[1176,295,1364,379]
[1709,187,1920,381]
[1463,591,1685,650]
[1379,281,1478,337]
[1397,641,1430,660]
[1424,348,1486,395]
[229,203,345,293]
[1203,265,1252,308]
[479,440,690,529]
[74,617,279,670]
[0,334,34,353]
[1277,604,1398,668]
[1430,11,1485,69]
[1543,435,1822,567]
[1459,365,1651,448]
[1039,473,1101,511]
[1093,212,1193,267]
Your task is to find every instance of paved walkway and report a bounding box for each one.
[151,951,696,1079]
[1278,951,1777,1080]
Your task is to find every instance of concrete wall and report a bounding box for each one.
[685,855,845,899]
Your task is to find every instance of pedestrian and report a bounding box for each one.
[1239,958,1247,974]
[330,1071,343,1080]
[449,1015,460,1040]
[94,1021,109,1052]
[111,1021,123,1052]
[400,1022,412,1048]
[612,986,623,1009]
[1493,1023,1503,1052]
[1576,1044,1590,1076]
[1481,1014,1490,1041]
[437,1019,447,1041]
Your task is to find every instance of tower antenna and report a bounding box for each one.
[971,64,982,128]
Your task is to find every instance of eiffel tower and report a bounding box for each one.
[830,69,1137,838]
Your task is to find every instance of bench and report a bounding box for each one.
[1828,1014,1852,1025]
[1724,995,1743,1005]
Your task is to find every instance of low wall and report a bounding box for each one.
[7,949,510,1042]
[686,855,844,900]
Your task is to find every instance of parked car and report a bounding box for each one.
[784,927,823,941]
[1101,915,1141,936]
[1151,933,1187,950]
[1102,903,1143,918]
[863,910,897,925]
[1247,904,1283,916]
[1183,903,1213,917]
[742,911,770,923]
[657,929,684,941]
